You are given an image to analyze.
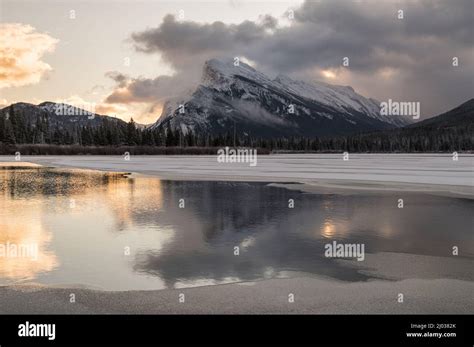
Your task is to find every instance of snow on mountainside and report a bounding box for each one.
[151,59,411,137]
[38,102,94,116]
[273,75,406,126]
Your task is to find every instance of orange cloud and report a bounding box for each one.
[0,23,58,88]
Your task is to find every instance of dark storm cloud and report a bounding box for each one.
[105,71,128,88]
[259,14,278,30]
[283,0,473,71]
[104,14,277,105]
[105,72,194,103]
[131,14,275,71]
[106,0,473,117]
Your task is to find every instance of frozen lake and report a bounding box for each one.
[0,166,472,291]
[1,153,472,190]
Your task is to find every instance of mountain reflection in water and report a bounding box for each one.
[0,168,472,290]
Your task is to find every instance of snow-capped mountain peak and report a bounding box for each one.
[273,75,379,116]
[202,58,272,89]
[152,59,411,137]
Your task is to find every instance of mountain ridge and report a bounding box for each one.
[151,59,412,138]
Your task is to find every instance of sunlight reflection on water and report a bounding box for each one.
[0,168,472,290]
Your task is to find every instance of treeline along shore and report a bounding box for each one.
[0,144,270,155]
[0,99,472,155]
[0,119,471,155]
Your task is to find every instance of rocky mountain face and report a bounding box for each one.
[151,59,411,138]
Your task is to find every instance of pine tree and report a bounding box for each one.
[126,118,138,145]
[4,119,16,144]
[0,115,5,143]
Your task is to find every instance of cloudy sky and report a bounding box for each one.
[0,0,472,124]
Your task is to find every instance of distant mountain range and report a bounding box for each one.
[0,102,131,146]
[406,98,473,131]
[0,59,471,148]
[336,98,473,152]
[0,102,127,131]
[150,59,411,137]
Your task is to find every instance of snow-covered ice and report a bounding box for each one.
[2,153,472,194]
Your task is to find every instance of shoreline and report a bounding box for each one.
[0,252,472,314]
[1,154,472,197]
[1,276,472,314]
